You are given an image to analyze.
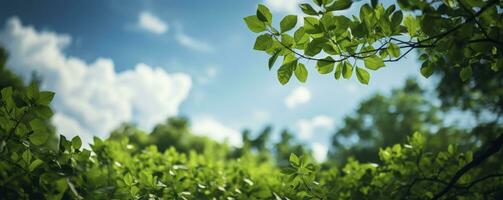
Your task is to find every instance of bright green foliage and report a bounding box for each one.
[363,55,384,70]
[280,15,297,33]
[294,63,308,83]
[316,57,335,74]
[355,67,369,84]
[420,61,434,78]
[254,34,273,51]
[341,61,353,79]
[277,55,298,85]
[244,16,266,33]
[257,4,272,24]
[245,0,503,84]
[1,79,502,199]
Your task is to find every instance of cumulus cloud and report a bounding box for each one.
[137,11,168,34]
[0,17,191,145]
[312,142,328,162]
[296,115,334,139]
[191,116,242,147]
[264,0,302,13]
[175,31,214,53]
[285,86,311,109]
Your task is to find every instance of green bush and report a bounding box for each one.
[1,86,502,199]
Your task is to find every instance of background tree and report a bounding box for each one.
[329,78,475,165]
[274,129,311,167]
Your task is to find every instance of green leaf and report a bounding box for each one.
[316,57,335,74]
[379,17,392,36]
[403,15,419,36]
[124,173,134,186]
[27,83,39,100]
[11,152,19,161]
[268,50,280,70]
[360,4,374,30]
[334,16,351,33]
[294,27,309,44]
[387,43,400,58]
[244,15,266,33]
[257,4,272,24]
[420,62,434,78]
[342,61,353,79]
[22,150,31,164]
[356,67,370,84]
[304,17,323,34]
[460,66,472,81]
[29,119,46,131]
[29,159,44,172]
[280,166,297,175]
[1,87,13,100]
[280,15,297,33]
[295,63,308,82]
[305,38,326,56]
[34,106,53,119]
[36,91,55,106]
[281,34,294,47]
[299,4,318,15]
[254,34,273,51]
[320,14,336,31]
[29,130,49,145]
[391,11,403,28]
[364,55,385,70]
[334,62,342,79]
[277,58,297,85]
[289,153,300,167]
[325,0,352,11]
[72,136,82,149]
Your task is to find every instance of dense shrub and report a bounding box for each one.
[1,86,502,199]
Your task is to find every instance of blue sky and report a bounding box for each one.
[0,0,426,161]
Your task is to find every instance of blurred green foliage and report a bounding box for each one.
[329,78,476,165]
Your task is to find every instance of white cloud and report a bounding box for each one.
[312,142,328,162]
[0,17,191,145]
[191,116,242,147]
[175,32,214,53]
[137,11,168,34]
[296,115,334,139]
[285,86,311,109]
[264,0,302,13]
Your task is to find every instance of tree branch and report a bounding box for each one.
[431,133,503,200]
[420,0,499,45]
[466,173,503,190]
[456,0,503,47]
